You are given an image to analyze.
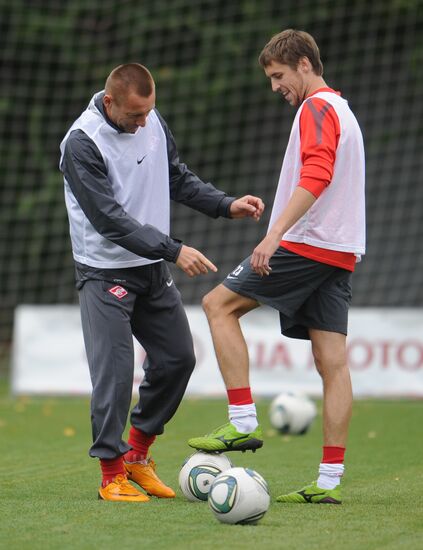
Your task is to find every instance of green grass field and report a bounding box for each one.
[1,380,422,550]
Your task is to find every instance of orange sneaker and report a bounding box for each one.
[98,474,150,502]
[124,458,176,498]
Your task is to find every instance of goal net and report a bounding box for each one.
[1,0,422,360]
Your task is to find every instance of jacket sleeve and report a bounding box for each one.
[60,129,182,262]
[155,110,236,218]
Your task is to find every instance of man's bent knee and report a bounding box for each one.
[201,286,222,318]
[310,330,347,377]
[312,344,348,379]
[202,284,258,320]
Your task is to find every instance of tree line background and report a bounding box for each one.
[0,0,422,366]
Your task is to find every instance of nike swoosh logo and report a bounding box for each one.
[137,155,147,165]
[166,280,173,287]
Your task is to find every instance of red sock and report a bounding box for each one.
[227,387,253,405]
[100,456,125,487]
[124,426,156,463]
[322,446,346,464]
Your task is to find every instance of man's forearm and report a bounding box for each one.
[268,186,317,239]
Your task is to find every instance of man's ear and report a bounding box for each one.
[103,94,112,108]
[297,56,312,74]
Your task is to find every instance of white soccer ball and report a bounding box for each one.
[179,452,233,502]
[269,391,317,435]
[208,467,270,524]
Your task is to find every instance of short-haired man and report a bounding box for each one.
[60,63,264,502]
[188,30,365,504]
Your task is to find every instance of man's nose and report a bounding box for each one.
[271,80,280,93]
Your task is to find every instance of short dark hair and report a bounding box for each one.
[105,63,154,103]
[258,29,323,76]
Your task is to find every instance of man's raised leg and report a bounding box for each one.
[188,284,264,453]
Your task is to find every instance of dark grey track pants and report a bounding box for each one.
[78,262,195,459]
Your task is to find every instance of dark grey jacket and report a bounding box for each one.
[60,92,235,270]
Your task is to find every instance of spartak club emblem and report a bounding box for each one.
[108,285,128,299]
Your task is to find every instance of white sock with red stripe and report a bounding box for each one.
[226,387,257,434]
[228,403,258,433]
[317,446,345,489]
[317,463,344,489]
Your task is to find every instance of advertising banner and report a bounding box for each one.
[12,305,423,397]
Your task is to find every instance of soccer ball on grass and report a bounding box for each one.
[179,451,233,502]
[269,391,317,435]
[208,467,270,524]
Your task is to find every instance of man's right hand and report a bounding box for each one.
[175,245,217,277]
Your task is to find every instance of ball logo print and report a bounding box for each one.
[188,465,221,500]
[208,474,238,513]
[179,452,233,502]
[208,467,270,524]
[245,468,268,493]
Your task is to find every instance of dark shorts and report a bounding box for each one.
[222,247,353,340]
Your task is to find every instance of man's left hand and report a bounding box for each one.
[250,232,281,276]
[229,195,264,220]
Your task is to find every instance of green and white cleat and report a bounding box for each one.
[188,423,263,453]
[276,481,341,504]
